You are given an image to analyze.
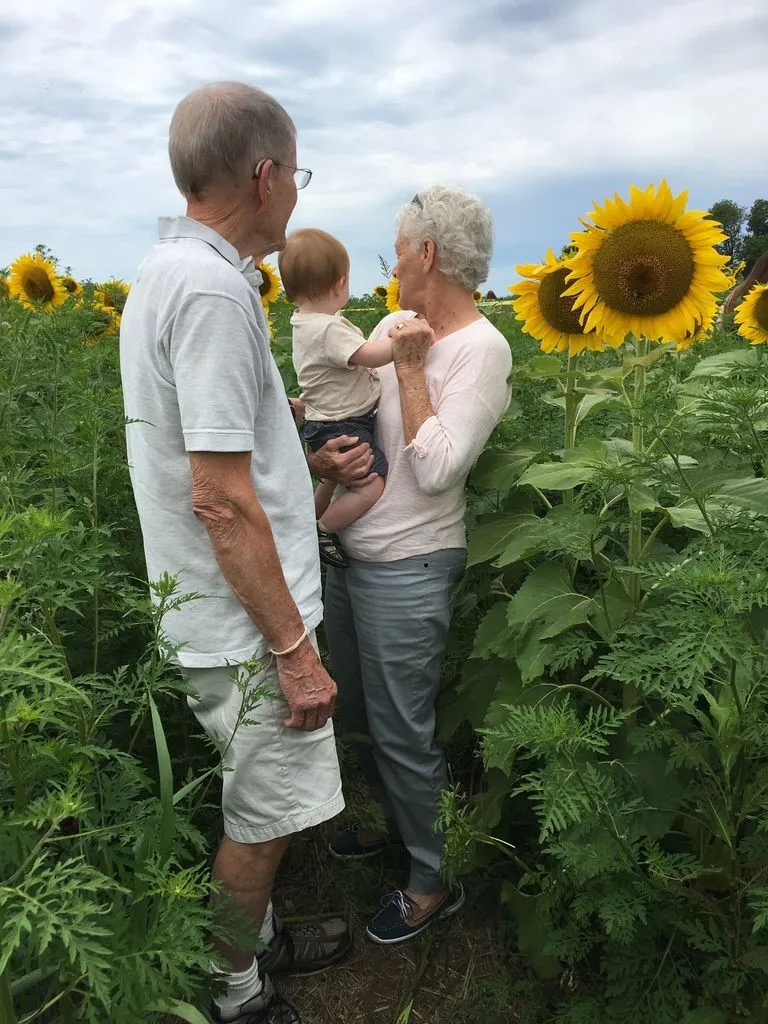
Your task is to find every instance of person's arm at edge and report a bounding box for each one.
[189,449,335,732]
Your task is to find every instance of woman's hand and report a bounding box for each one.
[307,435,376,488]
[389,316,435,374]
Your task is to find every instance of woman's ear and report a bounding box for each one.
[422,238,436,274]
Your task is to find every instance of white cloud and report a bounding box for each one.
[1,0,766,291]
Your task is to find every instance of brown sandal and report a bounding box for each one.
[318,526,348,569]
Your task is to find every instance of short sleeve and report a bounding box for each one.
[169,291,265,452]
[322,319,366,368]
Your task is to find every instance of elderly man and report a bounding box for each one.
[120,82,350,1024]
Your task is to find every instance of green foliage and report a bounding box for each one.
[741,233,768,274]
[9,277,768,1022]
[440,326,768,1021]
[0,301,239,1022]
[708,199,746,259]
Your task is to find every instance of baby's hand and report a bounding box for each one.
[288,397,306,423]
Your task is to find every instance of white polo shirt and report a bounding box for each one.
[120,217,322,668]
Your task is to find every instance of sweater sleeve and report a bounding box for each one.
[404,332,512,497]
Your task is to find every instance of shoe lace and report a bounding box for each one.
[382,889,415,920]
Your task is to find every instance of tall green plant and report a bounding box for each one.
[440,332,768,1021]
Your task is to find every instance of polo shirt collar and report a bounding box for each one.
[158,216,255,273]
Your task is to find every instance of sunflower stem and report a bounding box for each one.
[0,968,16,1024]
[628,337,648,602]
[563,355,579,505]
[625,336,648,710]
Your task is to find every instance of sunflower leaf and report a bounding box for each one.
[523,356,564,378]
[518,462,596,490]
[467,513,540,567]
[688,348,758,378]
[471,445,543,491]
[508,560,593,639]
[574,390,621,428]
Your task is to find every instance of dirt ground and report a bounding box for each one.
[271,824,521,1024]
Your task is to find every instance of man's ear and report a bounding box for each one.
[253,158,274,207]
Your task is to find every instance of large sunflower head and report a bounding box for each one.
[256,262,281,308]
[96,279,130,315]
[385,277,400,313]
[8,252,68,312]
[563,180,731,345]
[734,283,768,347]
[374,284,388,301]
[509,249,608,357]
[60,275,82,298]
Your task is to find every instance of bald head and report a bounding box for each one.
[168,82,295,200]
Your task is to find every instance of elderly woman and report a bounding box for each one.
[308,185,512,944]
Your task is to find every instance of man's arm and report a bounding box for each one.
[189,450,336,732]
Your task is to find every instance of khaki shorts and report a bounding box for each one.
[182,635,344,843]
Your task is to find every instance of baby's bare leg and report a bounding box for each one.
[314,479,336,520]
[319,476,386,534]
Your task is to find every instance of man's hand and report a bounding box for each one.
[307,434,376,488]
[277,641,337,731]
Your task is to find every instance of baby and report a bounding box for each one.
[278,228,393,568]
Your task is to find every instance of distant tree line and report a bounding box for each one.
[708,198,768,270]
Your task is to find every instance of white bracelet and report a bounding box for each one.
[269,627,309,657]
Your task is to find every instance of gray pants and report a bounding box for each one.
[324,548,466,892]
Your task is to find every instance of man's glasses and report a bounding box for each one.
[253,158,312,190]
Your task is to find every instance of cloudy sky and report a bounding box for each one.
[1,0,767,295]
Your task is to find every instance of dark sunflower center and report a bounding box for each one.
[591,220,695,316]
[25,269,55,302]
[62,277,78,293]
[259,275,272,297]
[538,267,584,334]
[755,290,768,332]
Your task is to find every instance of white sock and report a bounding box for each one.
[213,956,263,1019]
[259,899,277,946]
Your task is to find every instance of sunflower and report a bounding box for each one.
[676,301,717,351]
[734,283,768,346]
[60,275,82,298]
[385,277,400,313]
[563,180,731,345]
[725,259,746,289]
[256,262,281,309]
[374,284,388,301]
[509,249,608,357]
[8,252,68,312]
[473,290,482,302]
[96,278,130,315]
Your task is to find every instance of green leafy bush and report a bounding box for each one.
[440,333,768,1021]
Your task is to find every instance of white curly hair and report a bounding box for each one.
[396,185,494,292]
